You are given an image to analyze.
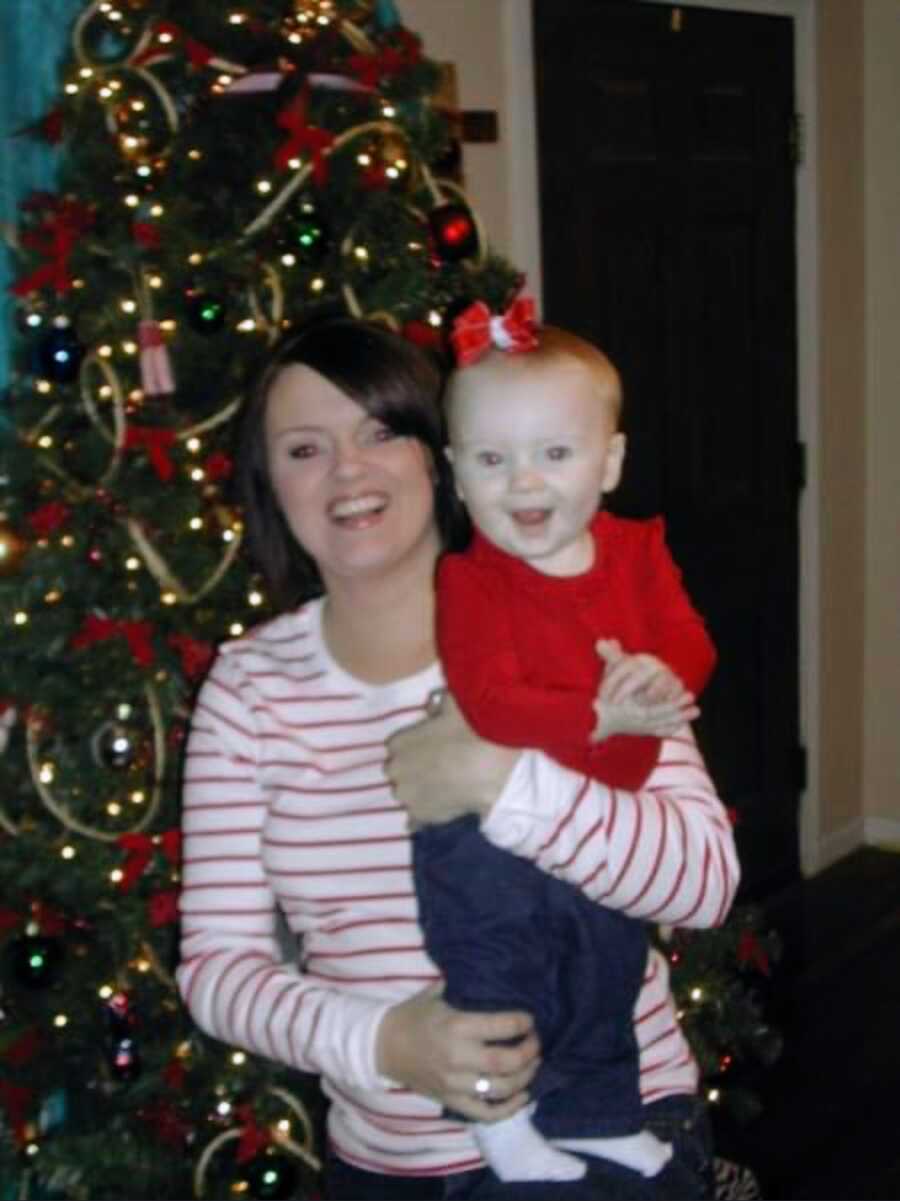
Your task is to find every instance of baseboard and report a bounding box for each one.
[812,816,900,873]
[816,819,865,872]
[863,815,900,851]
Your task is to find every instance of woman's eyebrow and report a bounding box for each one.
[270,423,324,439]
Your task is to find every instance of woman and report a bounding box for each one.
[176,316,739,1200]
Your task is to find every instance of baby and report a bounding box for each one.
[412,301,716,1183]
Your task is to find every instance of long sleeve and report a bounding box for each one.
[436,554,598,751]
[176,654,391,1091]
[481,727,739,929]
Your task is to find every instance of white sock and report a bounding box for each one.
[473,1105,587,1182]
[554,1130,673,1178]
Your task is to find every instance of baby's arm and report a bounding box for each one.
[591,518,715,742]
[591,638,699,742]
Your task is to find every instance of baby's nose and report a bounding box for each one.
[509,462,545,491]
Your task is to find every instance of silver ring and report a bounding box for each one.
[474,1075,492,1099]
[425,688,446,718]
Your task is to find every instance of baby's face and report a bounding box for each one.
[447,356,624,577]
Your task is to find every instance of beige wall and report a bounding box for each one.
[400,0,900,866]
[399,0,511,262]
[817,1,867,841]
[862,0,900,830]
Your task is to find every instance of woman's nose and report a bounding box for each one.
[332,441,366,478]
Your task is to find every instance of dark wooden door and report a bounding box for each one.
[533,0,801,899]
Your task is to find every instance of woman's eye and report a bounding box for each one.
[476,450,502,467]
[288,443,318,460]
[371,424,397,442]
[546,445,572,461]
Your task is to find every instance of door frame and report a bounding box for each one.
[502,0,823,877]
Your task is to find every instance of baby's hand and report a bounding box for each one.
[591,640,699,741]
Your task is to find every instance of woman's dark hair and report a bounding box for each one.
[234,315,470,609]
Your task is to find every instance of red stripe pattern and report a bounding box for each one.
[177,601,739,1175]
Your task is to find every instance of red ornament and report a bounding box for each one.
[203,451,233,482]
[132,221,161,249]
[428,203,479,263]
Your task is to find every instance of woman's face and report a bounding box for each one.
[264,363,441,592]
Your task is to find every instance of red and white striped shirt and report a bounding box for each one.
[177,599,739,1177]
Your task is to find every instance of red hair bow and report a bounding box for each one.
[450,296,538,367]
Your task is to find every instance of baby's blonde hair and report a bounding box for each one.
[445,324,623,428]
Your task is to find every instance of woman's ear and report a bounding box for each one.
[601,433,626,494]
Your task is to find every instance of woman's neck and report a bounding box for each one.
[322,565,438,685]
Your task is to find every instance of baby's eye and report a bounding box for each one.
[546,445,573,461]
[475,450,503,467]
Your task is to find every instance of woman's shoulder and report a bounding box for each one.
[215,601,319,676]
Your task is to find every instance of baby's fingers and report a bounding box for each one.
[640,699,700,734]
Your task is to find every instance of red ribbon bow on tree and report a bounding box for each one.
[117,829,181,893]
[71,614,155,667]
[11,193,94,296]
[168,633,214,680]
[28,500,72,537]
[0,901,66,937]
[737,928,771,976]
[347,29,422,88]
[124,424,177,480]
[274,90,334,182]
[148,888,180,927]
[236,1104,272,1163]
[450,295,539,367]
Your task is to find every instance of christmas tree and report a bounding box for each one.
[0,2,518,1197]
[0,3,778,1198]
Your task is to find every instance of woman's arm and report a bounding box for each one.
[482,728,739,929]
[177,655,393,1090]
[389,697,739,929]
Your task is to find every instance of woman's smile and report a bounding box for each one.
[328,492,390,527]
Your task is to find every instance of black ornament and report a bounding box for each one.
[428,202,479,263]
[185,290,228,334]
[242,1151,298,1201]
[7,932,65,990]
[35,323,85,383]
[91,720,137,770]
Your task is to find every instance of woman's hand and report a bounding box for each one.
[386,691,520,829]
[377,983,540,1122]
